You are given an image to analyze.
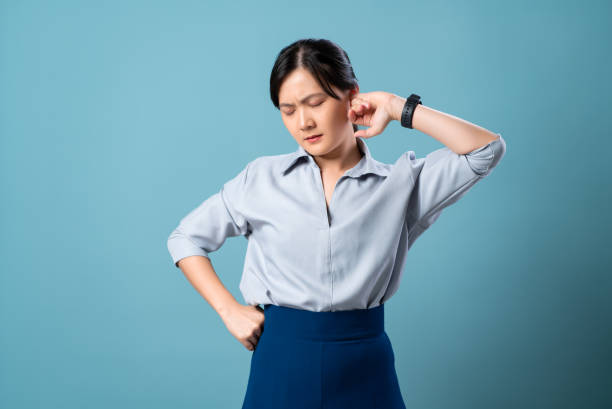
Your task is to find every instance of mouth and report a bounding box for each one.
[304,133,323,141]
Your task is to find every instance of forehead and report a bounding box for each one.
[278,68,323,99]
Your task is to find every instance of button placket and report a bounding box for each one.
[311,160,348,309]
[311,164,331,228]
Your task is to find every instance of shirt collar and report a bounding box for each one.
[280,136,389,178]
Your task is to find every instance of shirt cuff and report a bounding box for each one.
[464,133,506,176]
[167,229,211,268]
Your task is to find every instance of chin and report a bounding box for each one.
[304,144,327,154]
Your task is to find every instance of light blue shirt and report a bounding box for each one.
[167,134,507,312]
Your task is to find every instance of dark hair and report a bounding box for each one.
[270,38,359,133]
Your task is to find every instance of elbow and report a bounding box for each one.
[464,133,506,176]
[487,133,506,171]
[167,228,211,269]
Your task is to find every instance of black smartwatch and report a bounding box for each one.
[400,93,422,129]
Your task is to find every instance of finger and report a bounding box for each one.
[364,125,379,137]
[354,104,369,115]
[350,98,365,108]
[350,105,366,116]
[351,100,370,108]
[350,109,365,125]
[246,337,259,351]
[365,123,383,137]
[352,99,369,108]
[356,129,370,138]
[247,334,259,346]
[356,123,382,138]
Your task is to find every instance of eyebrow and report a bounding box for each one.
[279,92,327,108]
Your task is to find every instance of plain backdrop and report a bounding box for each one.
[1,1,610,408]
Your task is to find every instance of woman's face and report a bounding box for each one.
[278,67,357,157]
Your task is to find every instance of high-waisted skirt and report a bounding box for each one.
[241,302,406,409]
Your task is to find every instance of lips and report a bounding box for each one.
[305,134,322,140]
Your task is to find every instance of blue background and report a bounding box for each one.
[1,0,610,408]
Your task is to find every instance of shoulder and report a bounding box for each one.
[379,149,423,183]
[386,149,419,171]
[371,156,394,176]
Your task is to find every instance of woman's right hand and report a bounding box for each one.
[220,303,265,351]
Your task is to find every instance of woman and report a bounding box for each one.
[167,38,506,409]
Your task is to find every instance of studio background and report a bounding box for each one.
[1,1,610,408]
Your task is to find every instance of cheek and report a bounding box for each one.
[282,117,299,138]
[282,116,293,129]
[325,104,349,127]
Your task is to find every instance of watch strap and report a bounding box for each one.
[400,93,422,129]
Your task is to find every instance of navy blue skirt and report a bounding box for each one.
[241,303,406,409]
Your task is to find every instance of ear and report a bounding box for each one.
[347,86,359,105]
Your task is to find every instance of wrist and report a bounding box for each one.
[386,94,407,122]
[216,298,240,319]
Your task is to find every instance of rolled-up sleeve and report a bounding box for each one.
[167,161,252,268]
[405,133,506,230]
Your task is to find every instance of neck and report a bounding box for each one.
[314,135,363,175]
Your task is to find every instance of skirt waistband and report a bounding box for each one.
[262,303,385,341]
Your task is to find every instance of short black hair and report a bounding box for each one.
[270,38,359,133]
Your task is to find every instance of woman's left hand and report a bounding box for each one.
[348,91,403,138]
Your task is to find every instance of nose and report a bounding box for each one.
[298,107,314,131]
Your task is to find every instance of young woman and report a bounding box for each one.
[167,38,506,409]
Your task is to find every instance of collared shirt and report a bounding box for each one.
[167,134,507,312]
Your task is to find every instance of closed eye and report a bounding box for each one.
[283,101,324,116]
